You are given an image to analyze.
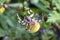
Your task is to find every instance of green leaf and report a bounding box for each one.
[0,0,10,5]
[52,0,60,11]
[47,11,60,23]
[0,15,8,30]
[31,2,51,14]
[0,28,6,37]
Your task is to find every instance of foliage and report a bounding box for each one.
[0,0,60,40]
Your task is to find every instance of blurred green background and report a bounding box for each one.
[0,0,60,40]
